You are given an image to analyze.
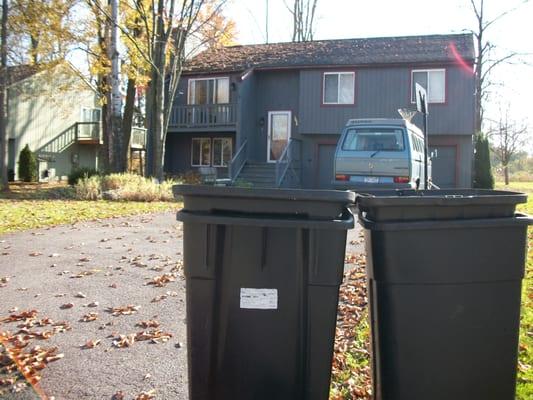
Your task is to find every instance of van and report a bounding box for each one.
[333,118,430,189]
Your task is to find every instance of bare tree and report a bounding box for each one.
[286,0,318,42]
[0,0,8,190]
[489,106,529,185]
[469,0,529,133]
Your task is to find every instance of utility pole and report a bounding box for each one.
[0,0,8,190]
[265,0,269,43]
[109,0,123,171]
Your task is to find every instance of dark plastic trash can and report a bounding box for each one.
[174,185,355,400]
[356,189,532,400]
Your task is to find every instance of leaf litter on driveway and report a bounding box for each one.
[0,211,364,399]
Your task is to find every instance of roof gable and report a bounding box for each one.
[183,33,475,74]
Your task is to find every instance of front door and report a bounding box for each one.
[267,111,291,162]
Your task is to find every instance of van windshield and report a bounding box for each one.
[342,128,405,152]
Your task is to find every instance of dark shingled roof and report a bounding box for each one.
[183,33,474,74]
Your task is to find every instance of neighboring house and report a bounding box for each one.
[165,33,475,188]
[6,63,102,181]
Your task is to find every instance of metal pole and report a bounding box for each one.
[265,0,269,43]
[423,112,429,189]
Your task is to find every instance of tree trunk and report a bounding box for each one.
[0,0,8,190]
[122,78,136,171]
[504,164,509,185]
[109,0,123,172]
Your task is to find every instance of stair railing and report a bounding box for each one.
[228,139,248,184]
[275,138,302,187]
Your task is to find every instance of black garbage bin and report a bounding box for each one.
[356,189,532,400]
[174,185,355,400]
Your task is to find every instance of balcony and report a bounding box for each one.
[76,122,101,144]
[169,103,237,131]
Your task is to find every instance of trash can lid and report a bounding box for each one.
[355,189,528,222]
[173,185,355,220]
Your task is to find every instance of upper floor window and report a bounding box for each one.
[411,69,445,103]
[323,72,355,105]
[188,77,229,105]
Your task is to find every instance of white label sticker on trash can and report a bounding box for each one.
[240,288,278,310]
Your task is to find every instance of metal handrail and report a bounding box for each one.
[275,138,302,187]
[228,139,248,183]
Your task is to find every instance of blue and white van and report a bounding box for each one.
[333,118,430,189]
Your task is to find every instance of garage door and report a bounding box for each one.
[317,144,337,189]
[430,146,456,188]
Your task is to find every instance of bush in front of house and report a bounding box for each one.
[68,167,100,185]
[18,144,38,182]
[74,173,178,202]
[473,133,494,189]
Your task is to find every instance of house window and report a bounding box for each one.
[411,69,445,103]
[188,77,229,105]
[212,138,232,167]
[191,138,212,166]
[191,137,233,167]
[323,72,355,104]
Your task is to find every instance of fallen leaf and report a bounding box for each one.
[80,339,101,349]
[136,320,160,329]
[80,312,98,322]
[146,273,177,287]
[112,391,125,400]
[107,305,140,316]
[135,390,156,400]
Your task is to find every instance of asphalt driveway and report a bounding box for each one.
[0,211,363,400]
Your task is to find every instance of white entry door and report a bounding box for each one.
[267,111,291,162]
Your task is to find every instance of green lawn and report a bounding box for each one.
[0,183,180,235]
[498,182,533,399]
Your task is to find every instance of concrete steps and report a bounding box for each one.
[236,162,276,188]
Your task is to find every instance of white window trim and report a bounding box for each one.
[212,137,233,167]
[267,111,292,163]
[187,76,230,105]
[80,107,101,122]
[191,137,212,167]
[322,71,355,105]
[411,68,446,104]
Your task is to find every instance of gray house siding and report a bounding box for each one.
[168,63,474,188]
[164,132,235,177]
[173,73,241,107]
[298,65,474,136]
[237,71,256,149]
[251,70,300,161]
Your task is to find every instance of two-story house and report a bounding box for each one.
[164,33,475,188]
[6,63,147,181]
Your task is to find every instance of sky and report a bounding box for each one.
[225,0,533,131]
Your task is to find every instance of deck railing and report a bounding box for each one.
[169,103,237,128]
[75,122,101,141]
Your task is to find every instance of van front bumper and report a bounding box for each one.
[331,181,415,191]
